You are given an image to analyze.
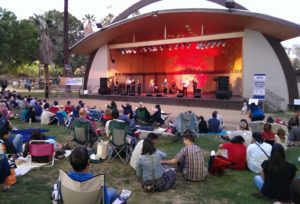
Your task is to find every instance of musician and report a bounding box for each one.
[170,81,177,94]
[182,78,189,97]
[192,78,198,95]
[149,79,155,94]
[137,79,142,96]
[162,79,168,95]
[115,79,119,93]
[126,78,131,95]
[130,79,136,94]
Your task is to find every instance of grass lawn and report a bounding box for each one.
[1,117,300,204]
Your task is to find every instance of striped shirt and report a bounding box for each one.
[174,144,207,181]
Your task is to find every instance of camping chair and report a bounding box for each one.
[108,120,132,164]
[88,109,102,121]
[29,140,55,168]
[56,170,105,204]
[71,119,93,148]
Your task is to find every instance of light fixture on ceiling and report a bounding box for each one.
[225,0,235,10]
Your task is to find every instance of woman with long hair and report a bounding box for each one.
[136,138,176,192]
[254,143,297,201]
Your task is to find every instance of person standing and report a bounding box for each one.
[126,78,131,95]
[182,78,189,97]
[149,79,155,94]
[192,78,198,95]
[162,79,168,95]
[136,79,142,96]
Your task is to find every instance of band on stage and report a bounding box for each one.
[109,77,199,97]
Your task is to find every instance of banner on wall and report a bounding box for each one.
[253,73,266,100]
[60,77,83,86]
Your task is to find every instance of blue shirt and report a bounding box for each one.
[68,171,94,182]
[208,117,221,133]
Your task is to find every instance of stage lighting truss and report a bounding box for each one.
[118,40,227,54]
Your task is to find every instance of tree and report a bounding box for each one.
[101,13,114,26]
[30,10,85,69]
[82,14,96,36]
[293,58,300,69]
[34,13,54,98]
[0,7,39,73]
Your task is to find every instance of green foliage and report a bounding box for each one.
[0,7,39,72]
[101,13,114,26]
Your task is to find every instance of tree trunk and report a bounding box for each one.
[44,64,49,98]
[64,0,71,94]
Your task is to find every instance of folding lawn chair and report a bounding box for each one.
[71,119,92,148]
[29,140,55,168]
[108,120,132,164]
[56,170,105,204]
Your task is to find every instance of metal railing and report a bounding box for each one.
[265,89,285,112]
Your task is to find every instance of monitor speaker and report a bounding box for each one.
[156,93,162,97]
[129,93,135,96]
[194,93,201,98]
[100,77,108,89]
[98,87,109,95]
[146,92,152,97]
[177,93,184,98]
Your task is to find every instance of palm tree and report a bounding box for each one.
[34,14,54,98]
[82,14,96,36]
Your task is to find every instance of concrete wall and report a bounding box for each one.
[243,29,289,110]
[87,44,109,93]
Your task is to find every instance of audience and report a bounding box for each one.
[288,119,300,146]
[163,132,207,181]
[40,103,56,125]
[135,102,151,124]
[68,147,118,204]
[226,120,252,146]
[254,144,297,202]
[198,116,209,133]
[130,133,167,169]
[217,136,246,170]
[150,104,164,125]
[208,111,222,133]
[246,132,272,173]
[274,128,287,150]
[136,138,176,192]
[261,123,275,146]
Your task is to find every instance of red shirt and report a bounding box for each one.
[261,131,275,141]
[221,142,246,170]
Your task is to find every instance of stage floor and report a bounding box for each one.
[80,92,243,110]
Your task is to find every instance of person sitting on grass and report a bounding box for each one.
[136,138,176,192]
[216,136,246,170]
[274,128,287,151]
[253,143,297,202]
[224,120,252,146]
[261,123,275,146]
[0,129,23,157]
[208,111,222,133]
[130,133,167,170]
[247,132,272,173]
[163,132,207,181]
[40,103,56,125]
[198,116,209,133]
[135,102,151,124]
[149,104,164,125]
[68,147,118,204]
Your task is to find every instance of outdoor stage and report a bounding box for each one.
[80,92,243,110]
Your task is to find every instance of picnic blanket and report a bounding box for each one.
[9,135,56,143]
[206,130,228,136]
[9,128,52,143]
[15,150,71,176]
[136,128,174,139]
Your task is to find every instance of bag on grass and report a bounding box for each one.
[208,155,233,176]
[96,141,109,160]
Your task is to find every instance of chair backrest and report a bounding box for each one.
[109,120,128,146]
[29,141,54,157]
[56,112,65,123]
[72,119,90,144]
[59,170,104,204]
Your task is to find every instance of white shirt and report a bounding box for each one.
[183,80,189,88]
[246,142,272,173]
[40,110,55,125]
[228,130,252,146]
[274,135,288,150]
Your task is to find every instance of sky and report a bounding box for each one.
[0,0,300,47]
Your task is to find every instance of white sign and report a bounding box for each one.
[253,74,266,100]
[294,99,300,105]
[248,98,259,105]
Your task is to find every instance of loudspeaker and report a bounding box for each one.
[156,93,162,97]
[121,91,127,96]
[100,77,108,88]
[217,76,229,91]
[146,92,152,97]
[194,93,201,98]
[129,93,135,96]
[215,90,232,99]
[195,88,202,94]
[98,87,109,95]
[177,93,184,98]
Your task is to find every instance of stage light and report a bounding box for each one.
[148,47,152,52]
[216,41,221,47]
[181,43,185,49]
[121,49,125,55]
[175,44,179,50]
[211,41,217,48]
[133,49,137,54]
[159,45,164,51]
[187,43,191,49]
[168,45,172,51]
[143,47,147,52]
[205,42,211,49]
[222,41,226,47]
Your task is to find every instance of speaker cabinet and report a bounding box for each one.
[146,92,152,97]
[194,93,201,98]
[98,87,109,95]
[100,77,108,89]
[215,90,232,99]
[177,93,184,98]
[217,76,229,91]
[156,93,162,97]
[129,93,135,96]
